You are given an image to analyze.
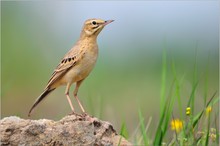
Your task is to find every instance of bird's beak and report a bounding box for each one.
[103,20,114,26]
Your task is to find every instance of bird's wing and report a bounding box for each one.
[45,47,84,89]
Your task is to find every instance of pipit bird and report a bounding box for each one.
[28,18,114,116]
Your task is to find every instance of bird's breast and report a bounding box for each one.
[62,48,98,84]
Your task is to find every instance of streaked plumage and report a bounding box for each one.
[28,18,114,116]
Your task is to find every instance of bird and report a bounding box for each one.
[28,18,114,116]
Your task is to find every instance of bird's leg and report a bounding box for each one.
[74,80,85,113]
[65,83,75,112]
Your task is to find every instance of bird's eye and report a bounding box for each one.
[92,21,97,25]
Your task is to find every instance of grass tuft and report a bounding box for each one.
[128,45,218,145]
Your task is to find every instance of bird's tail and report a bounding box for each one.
[28,88,55,117]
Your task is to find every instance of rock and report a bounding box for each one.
[0,114,132,146]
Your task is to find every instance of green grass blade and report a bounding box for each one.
[154,83,176,145]
[171,59,183,119]
[154,42,168,146]
[205,113,211,146]
[120,121,129,139]
[160,43,167,117]
[194,135,203,145]
[193,42,198,85]
[206,91,218,107]
[153,116,164,145]
[216,128,219,145]
[192,92,217,129]
[187,81,199,115]
[153,94,169,145]
[215,112,219,144]
[138,110,149,146]
[192,110,204,128]
[191,45,198,115]
[204,51,210,106]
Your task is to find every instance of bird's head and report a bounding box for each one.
[81,18,114,38]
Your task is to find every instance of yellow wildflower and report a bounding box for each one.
[171,119,183,133]
[186,107,191,115]
[206,106,212,115]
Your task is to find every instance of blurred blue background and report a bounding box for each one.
[2,1,219,136]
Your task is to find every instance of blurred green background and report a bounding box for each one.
[1,1,219,136]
